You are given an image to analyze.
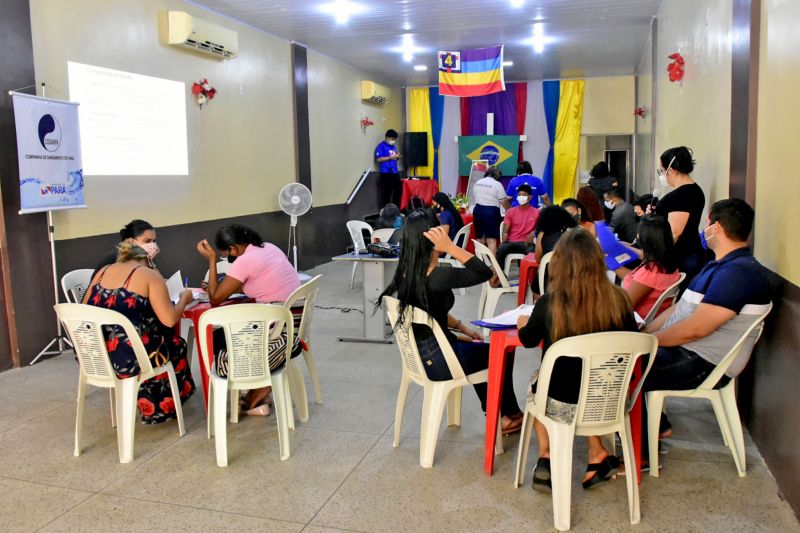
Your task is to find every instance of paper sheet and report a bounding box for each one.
[166,270,184,303]
[472,304,534,329]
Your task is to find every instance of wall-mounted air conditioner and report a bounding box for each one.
[361,81,390,104]
[163,11,238,59]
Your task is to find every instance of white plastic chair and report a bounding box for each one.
[346,220,373,289]
[61,269,94,303]
[514,331,658,531]
[537,251,554,295]
[498,221,525,277]
[55,303,186,464]
[385,296,501,468]
[647,302,772,478]
[473,240,517,322]
[641,272,686,325]
[198,304,294,466]
[372,228,396,242]
[439,222,473,296]
[283,275,322,423]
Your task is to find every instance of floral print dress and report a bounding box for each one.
[87,266,195,424]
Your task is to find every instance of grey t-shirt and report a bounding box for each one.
[609,201,638,243]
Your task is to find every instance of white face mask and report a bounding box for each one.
[136,241,160,260]
[516,195,530,205]
[659,173,669,189]
[703,223,717,248]
[604,200,615,210]
[387,139,396,146]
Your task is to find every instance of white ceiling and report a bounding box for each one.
[189,0,662,85]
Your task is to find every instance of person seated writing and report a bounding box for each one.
[495,184,540,276]
[615,215,681,320]
[561,198,597,237]
[379,210,523,434]
[517,228,638,490]
[604,187,639,243]
[196,223,302,415]
[639,199,772,467]
[84,242,195,424]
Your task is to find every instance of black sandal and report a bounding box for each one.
[532,457,552,492]
[582,455,620,490]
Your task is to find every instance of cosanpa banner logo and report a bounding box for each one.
[38,114,62,152]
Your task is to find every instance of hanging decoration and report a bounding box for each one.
[191,78,217,108]
[359,113,374,131]
[667,53,685,83]
[634,106,647,118]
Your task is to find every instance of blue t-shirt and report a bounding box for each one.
[375,141,399,174]
[506,174,547,206]
[664,247,772,376]
[438,210,458,239]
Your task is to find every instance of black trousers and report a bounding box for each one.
[379,172,402,208]
[496,242,534,272]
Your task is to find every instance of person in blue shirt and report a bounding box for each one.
[431,192,464,240]
[506,161,552,208]
[375,129,402,208]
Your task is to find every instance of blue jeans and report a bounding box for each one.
[640,345,728,461]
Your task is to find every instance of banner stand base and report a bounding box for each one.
[30,335,73,366]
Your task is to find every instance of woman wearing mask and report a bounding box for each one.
[517,229,637,490]
[196,224,301,414]
[84,242,195,424]
[560,198,596,237]
[379,210,523,434]
[653,146,706,285]
[93,220,159,279]
[431,192,465,240]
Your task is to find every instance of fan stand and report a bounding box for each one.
[287,214,298,271]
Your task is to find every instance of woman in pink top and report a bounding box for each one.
[616,215,681,319]
[197,224,301,415]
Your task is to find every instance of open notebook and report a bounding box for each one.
[472,304,535,329]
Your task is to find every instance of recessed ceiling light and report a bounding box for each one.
[318,0,366,25]
[393,33,425,62]
[511,0,524,7]
[414,65,427,71]
[530,23,549,53]
[502,61,514,67]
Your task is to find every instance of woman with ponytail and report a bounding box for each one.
[93,219,159,279]
[84,242,196,424]
[196,223,301,415]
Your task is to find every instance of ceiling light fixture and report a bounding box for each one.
[511,0,524,7]
[319,0,365,25]
[414,65,428,71]
[531,23,546,53]
[502,60,514,67]
[393,33,425,63]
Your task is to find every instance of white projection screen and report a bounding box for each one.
[68,62,189,176]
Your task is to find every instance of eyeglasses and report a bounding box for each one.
[657,155,677,176]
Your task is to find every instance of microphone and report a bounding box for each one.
[650,188,660,211]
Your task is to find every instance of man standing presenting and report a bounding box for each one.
[375,129,402,208]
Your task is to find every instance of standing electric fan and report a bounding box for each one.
[279,182,313,271]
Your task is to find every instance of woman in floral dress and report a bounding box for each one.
[83,242,196,423]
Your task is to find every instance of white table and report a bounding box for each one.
[332,252,398,343]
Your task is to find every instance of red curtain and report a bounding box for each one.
[515,82,528,161]
[460,97,471,136]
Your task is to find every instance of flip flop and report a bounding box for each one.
[532,457,552,492]
[501,416,523,435]
[244,404,270,417]
[582,455,620,490]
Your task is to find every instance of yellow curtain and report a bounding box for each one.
[407,87,434,178]
[552,80,585,203]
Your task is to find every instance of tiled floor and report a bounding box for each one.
[0,260,798,532]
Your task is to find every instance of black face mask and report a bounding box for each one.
[572,214,580,223]
[226,253,237,263]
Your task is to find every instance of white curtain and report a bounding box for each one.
[438,95,461,196]
[522,81,550,178]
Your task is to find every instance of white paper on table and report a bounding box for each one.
[481,304,535,327]
[165,270,184,303]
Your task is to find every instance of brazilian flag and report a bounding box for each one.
[458,135,520,176]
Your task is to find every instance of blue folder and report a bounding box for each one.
[595,221,639,270]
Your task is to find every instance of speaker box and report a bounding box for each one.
[404,132,428,169]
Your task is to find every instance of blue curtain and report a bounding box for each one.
[428,87,445,182]
[542,80,560,199]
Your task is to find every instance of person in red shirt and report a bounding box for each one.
[496,184,539,274]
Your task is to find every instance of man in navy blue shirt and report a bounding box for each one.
[505,161,551,208]
[639,198,772,467]
[375,129,402,208]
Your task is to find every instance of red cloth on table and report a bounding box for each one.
[400,179,439,210]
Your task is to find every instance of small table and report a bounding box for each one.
[517,253,539,305]
[182,298,253,409]
[484,328,523,476]
[400,179,438,210]
[332,252,398,343]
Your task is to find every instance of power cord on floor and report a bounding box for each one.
[314,305,364,314]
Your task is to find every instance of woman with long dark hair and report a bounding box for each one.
[431,192,464,240]
[196,223,301,415]
[517,229,637,491]
[561,198,596,237]
[379,210,522,433]
[616,215,681,319]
